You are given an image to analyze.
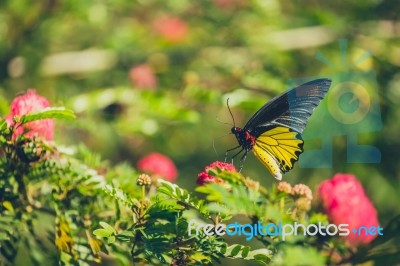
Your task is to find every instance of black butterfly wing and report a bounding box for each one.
[243,78,331,178]
[243,78,332,136]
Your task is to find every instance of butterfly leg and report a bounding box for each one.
[230,148,244,166]
[238,150,249,172]
[231,148,244,159]
[225,145,241,162]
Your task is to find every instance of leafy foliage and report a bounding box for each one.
[19,107,76,124]
[1,1,399,264]
[0,96,399,265]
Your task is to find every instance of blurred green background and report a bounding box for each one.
[0,0,399,228]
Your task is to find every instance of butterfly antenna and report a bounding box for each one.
[226,98,236,127]
[212,138,218,157]
[212,132,232,158]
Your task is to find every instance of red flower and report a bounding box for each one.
[129,64,157,89]
[6,89,54,141]
[318,173,379,246]
[197,161,236,185]
[137,153,178,181]
[197,172,214,185]
[153,16,188,43]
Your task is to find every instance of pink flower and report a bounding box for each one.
[129,64,157,89]
[197,172,217,185]
[153,16,188,43]
[318,173,379,247]
[197,161,236,185]
[6,89,54,141]
[137,153,178,181]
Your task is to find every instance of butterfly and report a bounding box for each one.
[226,78,332,180]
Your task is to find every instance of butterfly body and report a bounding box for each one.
[228,78,332,179]
[231,127,255,151]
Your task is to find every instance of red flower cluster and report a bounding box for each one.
[318,173,379,246]
[137,152,178,181]
[197,161,236,185]
[153,16,188,43]
[129,64,157,90]
[6,89,54,141]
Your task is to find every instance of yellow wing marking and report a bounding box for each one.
[253,126,304,175]
[252,145,282,180]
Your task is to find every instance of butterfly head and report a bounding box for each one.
[231,127,241,134]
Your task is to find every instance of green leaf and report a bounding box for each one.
[156,180,209,216]
[309,212,329,225]
[249,249,272,258]
[19,107,76,123]
[99,222,116,234]
[157,182,174,196]
[220,244,272,263]
[107,235,116,244]
[2,201,14,213]
[253,254,271,261]
[175,186,183,198]
[103,184,132,206]
[255,255,270,265]
[241,246,250,258]
[220,244,227,254]
[93,229,112,238]
[0,119,7,131]
[191,252,211,262]
[230,245,242,257]
[93,222,116,238]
